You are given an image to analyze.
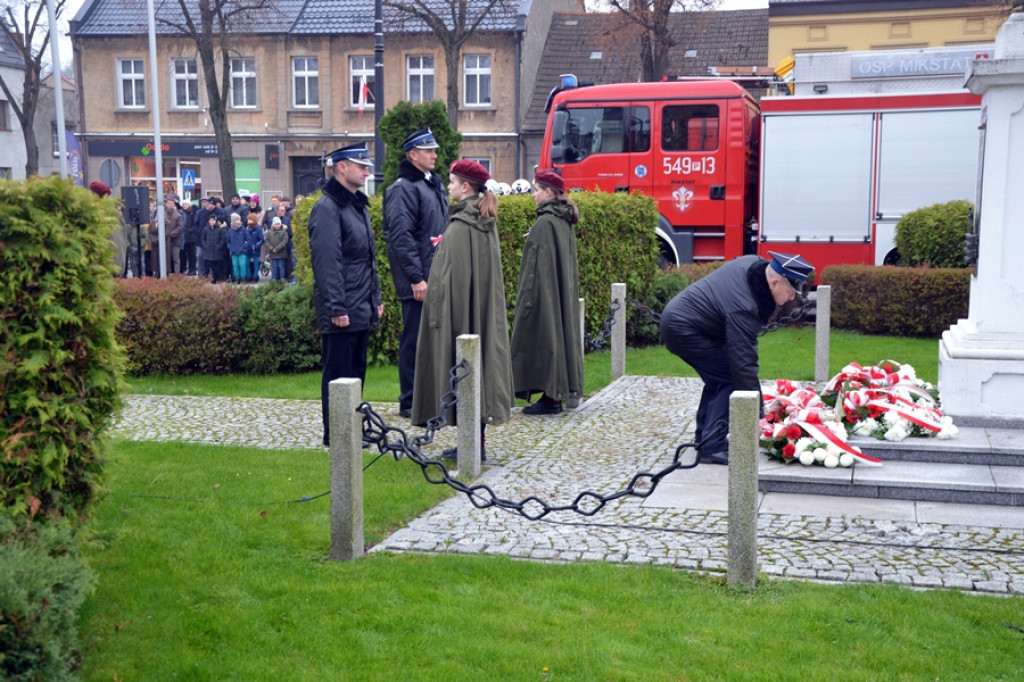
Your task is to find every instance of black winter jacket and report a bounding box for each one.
[383,159,449,300]
[659,255,776,392]
[200,224,227,261]
[308,177,382,334]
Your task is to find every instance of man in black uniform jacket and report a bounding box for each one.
[659,251,814,465]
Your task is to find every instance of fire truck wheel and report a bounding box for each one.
[883,248,902,266]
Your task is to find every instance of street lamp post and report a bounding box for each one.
[373,0,385,193]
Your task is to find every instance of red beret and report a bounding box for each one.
[450,159,490,186]
[534,169,564,193]
[89,181,111,197]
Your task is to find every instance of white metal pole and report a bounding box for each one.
[146,0,166,277]
[45,0,67,178]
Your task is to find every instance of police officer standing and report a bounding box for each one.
[383,128,449,419]
[308,142,383,447]
[659,251,814,465]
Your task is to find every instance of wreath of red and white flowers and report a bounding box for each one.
[760,361,958,468]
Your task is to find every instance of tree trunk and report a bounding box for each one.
[23,125,39,178]
[442,41,461,130]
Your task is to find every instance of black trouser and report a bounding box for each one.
[320,329,370,447]
[398,298,423,412]
[181,242,197,274]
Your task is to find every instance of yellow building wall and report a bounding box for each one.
[768,5,1010,67]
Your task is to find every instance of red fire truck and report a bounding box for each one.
[539,76,761,266]
[539,71,983,270]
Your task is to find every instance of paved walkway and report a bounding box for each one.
[112,376,1024,595]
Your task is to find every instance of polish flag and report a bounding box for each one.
[358,76,369,114]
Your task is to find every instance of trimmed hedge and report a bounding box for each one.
[113,277,320,376]
[293,190,660,365]
[0,518,95,681]
[0,176,124,524]
[822,265,970,337]
[894,199,972,268]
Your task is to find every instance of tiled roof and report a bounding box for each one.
[70,0,529,37]
[523,9,769,131]
[0,29,24,70]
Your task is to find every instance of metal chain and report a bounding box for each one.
[758,296,817,336]
[584,298,620,352]
[359,361,727,521]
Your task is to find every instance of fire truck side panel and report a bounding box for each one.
[874,108,981,264]
[759,112,876,265]
[757,92,981,270]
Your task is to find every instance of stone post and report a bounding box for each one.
[940,13,1024,426]
[567,297,584,409]
[329,378,363,562]
[456,334,482,477]
[611,283,626,379]
[814,285,831,383]
[727,390,760,589]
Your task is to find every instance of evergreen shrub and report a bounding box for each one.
[894,199,973,268]
[0,517,95,681]
[0,176,124,523]
[822,265,970,336]
[236,281,320,374]
[377,100,462,188]
[293,190,659,364]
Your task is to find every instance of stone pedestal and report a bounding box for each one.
[939,13,1024,427]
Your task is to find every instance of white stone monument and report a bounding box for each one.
[939,11,1024,426]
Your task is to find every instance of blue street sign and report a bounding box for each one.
[182,170,196,189]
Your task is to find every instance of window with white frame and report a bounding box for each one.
[407,55,434,103]
[463,54,491,107]
[350,55,375,109]
[466,157,491,173]
[171,58,199,108]
[117,58,146,108]
[230,57,257,108]
[292,57,319,108]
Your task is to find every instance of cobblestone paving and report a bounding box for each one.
[112,377,1024,595]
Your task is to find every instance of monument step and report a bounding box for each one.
[758,458,1024,508]
[852,425,1024,467]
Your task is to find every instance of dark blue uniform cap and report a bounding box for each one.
[325,142,374,167]
[768,251,814,293]
[402,127,439,151]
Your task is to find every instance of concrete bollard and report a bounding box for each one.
[814,285,832,383]
[611,283,626,378]
[456,334,482,477]
[727,390,760,589]
[567,297,584,409]
[329,378,364,562]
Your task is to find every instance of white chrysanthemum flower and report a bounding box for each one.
[826,443,844,458]
[839,453,855,467]
[853,418,879,436]
[813,448,827,463]
[798,451,815,466]
[901,364,917,381]
[824,454,839,468]
[882,410,901,427]
[884,423,910,442]
[937,416,959,440]
[795,437,816,453]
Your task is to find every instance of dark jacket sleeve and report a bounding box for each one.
[308,200,348,319]
[384,180,427,286]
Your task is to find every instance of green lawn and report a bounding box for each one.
[123,327,941,402]
[79,438,1023,681]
